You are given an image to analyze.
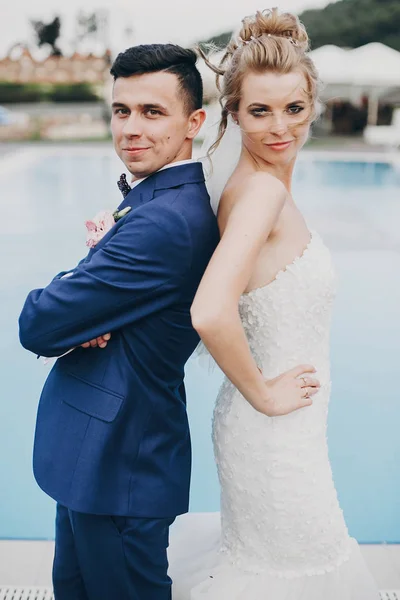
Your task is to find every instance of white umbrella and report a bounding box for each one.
[349,42,400,87]
[308,45,352,85]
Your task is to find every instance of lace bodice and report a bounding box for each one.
[239,230,335,384]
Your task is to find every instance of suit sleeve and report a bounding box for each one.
[19,205,192,357]
[51,257,88,281]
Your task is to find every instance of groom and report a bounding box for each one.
[19,44,219,600]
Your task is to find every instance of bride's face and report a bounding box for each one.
[236,70,312,165]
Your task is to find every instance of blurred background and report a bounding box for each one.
[0,0,399,144]
[1,0,400,592]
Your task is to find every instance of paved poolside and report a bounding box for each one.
[0,538,400,594]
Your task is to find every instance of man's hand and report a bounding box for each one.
[81,333,111,349]
[254,365,320,417]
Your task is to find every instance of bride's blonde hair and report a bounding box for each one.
[198,8,321,154]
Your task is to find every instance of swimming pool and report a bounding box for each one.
[1,145,399,541]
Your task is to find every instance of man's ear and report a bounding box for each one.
[187,109,207,140]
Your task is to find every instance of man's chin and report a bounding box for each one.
[127,160,169,181]
[125,161,152,181]
[128,168,149,180]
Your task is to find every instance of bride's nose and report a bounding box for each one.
[268,112,288,136]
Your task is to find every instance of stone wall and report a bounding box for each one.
[0,47,111,84]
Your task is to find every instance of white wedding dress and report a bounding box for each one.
[168,229,379,599]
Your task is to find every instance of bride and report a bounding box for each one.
[168,8,380,600]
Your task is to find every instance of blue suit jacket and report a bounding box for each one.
[19,162,219,518]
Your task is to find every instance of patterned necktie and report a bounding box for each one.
[117,174,132,198]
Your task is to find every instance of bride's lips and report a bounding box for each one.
[266,141,293,151]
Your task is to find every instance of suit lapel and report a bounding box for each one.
[85,162,206,260]
[117,176,157,212]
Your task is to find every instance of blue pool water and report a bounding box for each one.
[1,145,400,542]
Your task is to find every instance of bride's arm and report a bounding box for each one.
[191,172,319,416]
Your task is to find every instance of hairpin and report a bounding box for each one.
[237,33,298,48]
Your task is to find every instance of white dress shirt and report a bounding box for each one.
[130,159,196,189]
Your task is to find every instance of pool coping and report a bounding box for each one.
[0,538,399,589]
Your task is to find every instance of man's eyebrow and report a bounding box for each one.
[111,102,169,111]
[140,103,168,111]
[111,102,128,109]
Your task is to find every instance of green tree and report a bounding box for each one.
[76,12,99,44]
[200,0,400,51]
[31,16,62,56]
[300,0,400,50]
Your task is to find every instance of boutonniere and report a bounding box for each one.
[85,206,131,248]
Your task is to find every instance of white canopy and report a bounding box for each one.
[349,43,400,87]
[309,42,400,90]
[308,45,352,85]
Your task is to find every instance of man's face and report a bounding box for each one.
[111,71,200,179]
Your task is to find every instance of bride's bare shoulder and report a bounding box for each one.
[218,171,286,225]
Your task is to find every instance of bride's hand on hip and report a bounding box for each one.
[257,365,320,417]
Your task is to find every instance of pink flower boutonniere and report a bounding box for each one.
[85,206,131,248]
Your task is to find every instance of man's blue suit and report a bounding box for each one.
[19,162,219,600]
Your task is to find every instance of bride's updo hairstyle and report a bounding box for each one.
[199,8,321,153]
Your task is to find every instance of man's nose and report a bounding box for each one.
[123,113,143,137]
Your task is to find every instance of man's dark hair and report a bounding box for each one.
[110,44,203,114]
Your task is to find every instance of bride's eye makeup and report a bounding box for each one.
[247,101,306,118]
[286,104,305,115]
[248,105,270,117]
